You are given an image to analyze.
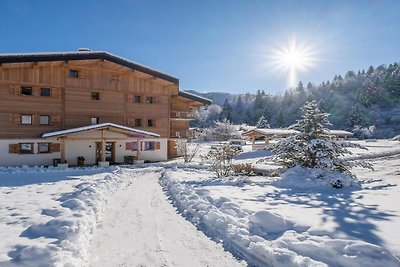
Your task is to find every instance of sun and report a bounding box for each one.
[269,36,317,88]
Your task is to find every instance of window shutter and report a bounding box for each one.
[9,84,20,95]
[52,88,61,98]
[155,142,161,150]
[9,144,19,154]
[50,143,60,153]
[126,142,134,150]
[78,71,86,79]
[51,115,61,125]
[9,114,20,125]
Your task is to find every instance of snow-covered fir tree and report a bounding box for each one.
[256,115,270,128]
[272,101,371,174]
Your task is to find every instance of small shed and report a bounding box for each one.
[243,128,354,150]
[242,128,299,145]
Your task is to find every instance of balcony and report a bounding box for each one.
[170,130,195,139]
[170,111,195,120]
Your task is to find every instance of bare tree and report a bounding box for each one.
[202,144,239,177]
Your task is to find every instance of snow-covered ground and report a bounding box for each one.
[0,139,399,266]
[163,140,400,266]
[0,165,243,267]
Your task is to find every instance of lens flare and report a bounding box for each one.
[269,36,317,88]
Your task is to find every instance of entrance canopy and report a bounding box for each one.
[42,123,160,164]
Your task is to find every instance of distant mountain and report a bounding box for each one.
[187,61,400,139]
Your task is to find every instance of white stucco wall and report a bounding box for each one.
[0,139,61,167]
[0,134,167,167]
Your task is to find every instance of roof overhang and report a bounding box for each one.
[0,51,179,85]
[243,128,299,137]
[178,91,212,105]
[42,123,160,139]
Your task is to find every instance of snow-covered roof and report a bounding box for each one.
[42,123,160,138]
[243,128,300,136]
[328,130,353,136]
[178,91,212,105]
[243,128,353,137]
[0,50,179,85]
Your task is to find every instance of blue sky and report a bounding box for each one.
[1,0,399,94]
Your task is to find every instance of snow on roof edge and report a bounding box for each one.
[0,50,179,84]
[179,91,212,105]
[42,123,160,138]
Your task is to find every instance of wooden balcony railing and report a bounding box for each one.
[170,130,195,139]
[170,111,195,120]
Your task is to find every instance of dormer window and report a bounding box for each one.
[69,70,79,78]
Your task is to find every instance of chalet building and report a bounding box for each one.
[0,50,211,167]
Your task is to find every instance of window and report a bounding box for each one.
[144,141,155,151]
[126,142,138,151]
[21,115,32,125]
[147,119,154,127]
[91,117,99,125]
[91,92,100,100]
[134,119,142,127]
[146,96,154,104]
[19,143,33,154]
[21,87,33,96]
[38,143,50,153]
[40,88,51,97]
[69,70,79,78]
[40,115,50,125]
[134,96,141,103]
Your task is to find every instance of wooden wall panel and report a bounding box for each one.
[0,59,181,139]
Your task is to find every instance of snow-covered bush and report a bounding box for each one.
[275,166,360,189]
[392,134,400,141]
[198,119,241,141]
[232,163,256,176]
[202,144,240,177]
[272,101,372,187]
[353,125,377,139]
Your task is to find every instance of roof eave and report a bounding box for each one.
[0,51,179,85]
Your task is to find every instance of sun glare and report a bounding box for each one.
[269,36,317,88]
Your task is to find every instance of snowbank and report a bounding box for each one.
[161,170,400,267]
[6,167,125,266]
[275,166,360,189]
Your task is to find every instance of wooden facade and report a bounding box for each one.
[0,51,211,163]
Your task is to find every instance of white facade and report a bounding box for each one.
[1,128,167,167]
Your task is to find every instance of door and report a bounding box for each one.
[95,142,116,163]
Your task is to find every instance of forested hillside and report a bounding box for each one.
[190,62,400,138]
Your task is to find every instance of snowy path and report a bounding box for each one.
[88,167,244,267]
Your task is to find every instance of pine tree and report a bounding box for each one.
[272,101,371,173]
[256,115,270,128]
[347,105,367,129]
[277,109,285,127]
[220,99,232,121]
